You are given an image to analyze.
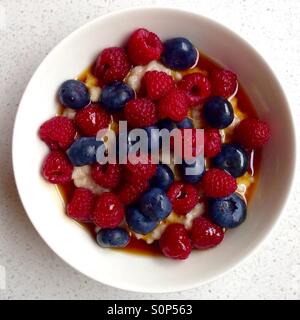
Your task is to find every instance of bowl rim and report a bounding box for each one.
[12,6,297,293]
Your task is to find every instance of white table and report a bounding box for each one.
[0,0,299,300]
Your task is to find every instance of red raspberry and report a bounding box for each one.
[142,71,175,100]
[210,69,238,99]
[204,129,222,158]
[39,116,76,150]
[75,104,111,137]
[191,216,224,249]
[167,182,199,215]
[158,88,190,122]
[117,179,149,206]
[125,154,157,179]
[127,28,163,65]
[94,47,131,84]
[92,192,125,228]
[235,118,271,149]
[41,151,73,184]
[159,224,192,260]
[124,98,157,128]
[178,73,211,106]
[202,169,237,198]
[67,188,95,223]
[91,163,121,189]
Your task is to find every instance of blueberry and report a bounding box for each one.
[208,193,247,229]
[96,228,130,248]
[139,188,172,222]
[67,137,104,166]
[203,96,234,129]
[100,81,135,113]
[150,164,174,191]
[157,119,176,132]
[213,144,249,178]
[58,80,90,110]
[144,126,160,152]
[176,117,194,129]
[180,156,205,184]
[161,37,198,70]
[126,207,158,235]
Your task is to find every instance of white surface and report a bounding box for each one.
[0,0,300,300]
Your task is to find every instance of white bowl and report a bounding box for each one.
[13,7,296,293]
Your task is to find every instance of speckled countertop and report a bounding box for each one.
[0,0,299,300]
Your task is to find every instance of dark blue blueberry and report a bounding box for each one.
[67,137,104,166]
[58,80,90,110]
[157,119,176,132]
[213,144,249,178]
[100,81,135,113]
[161,37,198,70]
[150,164,174,191]
[203,96,234,129]
[126,207,158,235]
[176,117,194,129]
[139,188,172,222]
[208,193,247,229]
[180,156,205,184]
[96,228,130,248]
[144,126,160,152]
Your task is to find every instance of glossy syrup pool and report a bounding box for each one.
[57,52,262,257]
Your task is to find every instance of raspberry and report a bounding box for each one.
[178,73,211,106]
[158,88,190,122]
[91,163,122,189]
[204,129,222,158]
[67,188,95,223]
[94,47,131,84]
[41,151,73,184]
[235,118,271,149]
[117,179,149,206]
[75,104,111,136]
[124,98,157,128]
[210,69,238,99]
[191,216,224,249]
[167,182,199,215]
[39,116,76,150]
[202,169,237,198]
[142,71,175,100]
[159,224,192,260]
[127,28,163,65]
[92,192,125,228]
[125,154,157,179]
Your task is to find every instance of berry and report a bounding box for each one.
[127,28,163,65]
[67,137,104,167]
[191,216,224,249]
[124,98,157,128]
[208,193,247,228]
[100,81,135,113]
[159,224,192,260]
[42,151,73,184]
[159,88,189,122]
[213,144,249,178]
[96,228,130,248]
[204,129,222,158]
[142,71,175,100]
[139,188,172,222]
[117,179,149,206]
[180,155,205,184]
[202,169,237,198]
[67,188,95,223]
[178,73,211,106]
[176,117,194,129]
[94,47,131,84]
[91,163,122,189]
[161,37,198,70]
[75,104,111,137]
[235,118,271,149]
[157,119,176,131]
[150,164,174,191]
[126,207,158,235]
[203,96,234,129]
[92,192,125,228]
[210,69,238,99]
[39,116,76,150]
[167,182,198,215]
[58,80,90,110]
[125,154,157,179]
